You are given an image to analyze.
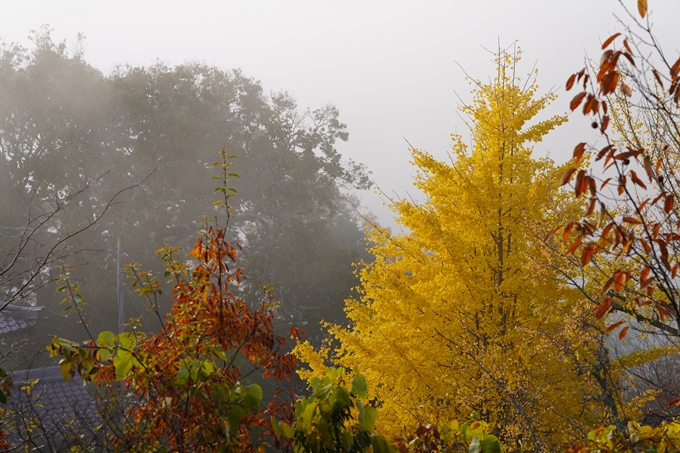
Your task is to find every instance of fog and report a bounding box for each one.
[3,1,679,228]
[0,0,679,351]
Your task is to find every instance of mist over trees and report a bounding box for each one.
[3,1,680,451]
[0,28,371,355]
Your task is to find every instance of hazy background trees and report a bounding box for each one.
[0,28,372,365]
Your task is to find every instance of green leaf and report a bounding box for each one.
[177,360,191,385]
[114,350,134,381]
[227,410,240,436]
[97,331,115,348]
[350,371,368,399]
[481,435,502,453]
[301,401,318,430]
[118,331,136,350]
[243,384,262,411]
[0,389,6,405]
[359,406,378,432]
[330,386,352,409]
[281,422,295,439]
[341,431,354,452]
[371,434,397,453]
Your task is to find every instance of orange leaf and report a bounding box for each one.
[623,39,632,54]
[665,195,675,213]
[563,222,576,242]
[596,145,615,162]
[652,69,665,89]
[667,398,680,407]
[639,237,652,254]
[594,298,612,319]
[601,72,619,96]
[641,265,651,281]
[673,263,679,279]
[602,33,622,49]
[589,177,597,197]
[544,224,562,242]
[586,197,597,216]
[619,326,629,339]
[643,155,654,182]
[603,273,617,294]
[640,276,656,290]
[573,142,587,164]
[570,92,587,111]
[581,242,597,266]
[561,168,578,186]
[566,73,577,91]
[601,221,616,239]
[601,115,610,133]
[575,170,587,197]
[607,320,624,332]
[566,236,583,255]
[623,216,641,225]
[638,0,647,18]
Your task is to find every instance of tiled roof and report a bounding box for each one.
[0,304,43,335]
[6,366,101,452]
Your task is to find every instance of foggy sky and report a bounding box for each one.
[2,0,679,228]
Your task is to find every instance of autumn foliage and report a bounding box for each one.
[559,0,680,340]
[295,46,621,451]
[49,151,300,452]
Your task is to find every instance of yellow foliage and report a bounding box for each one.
[296,46,616,451]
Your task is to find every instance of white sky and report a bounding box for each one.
[1,0,679,227]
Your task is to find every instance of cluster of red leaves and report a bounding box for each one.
[554,13,680,339]
[94,225,301,452]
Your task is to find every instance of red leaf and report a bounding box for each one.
[619,326,629,339]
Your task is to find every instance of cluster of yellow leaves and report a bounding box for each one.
[296,48,619,451]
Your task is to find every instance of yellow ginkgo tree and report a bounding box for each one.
[296,46,624,451]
